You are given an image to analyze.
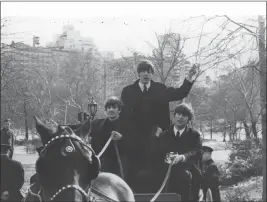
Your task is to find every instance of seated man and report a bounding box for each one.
[90,96,124,177]
[1,145,24,202]
[147,103,202,201]
[202,146,221,202]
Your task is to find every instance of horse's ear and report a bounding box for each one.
[74,118,91,142]
[34,116,56,145]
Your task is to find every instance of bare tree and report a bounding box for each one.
[258,15,266,202]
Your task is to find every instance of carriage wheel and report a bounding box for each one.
[205,188,213,202]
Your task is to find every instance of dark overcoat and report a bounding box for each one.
[202,159,221,201]
[89,118,125,176]
[120,79,193,152]
[146,126,203,190]
[0,128,14,149]
[0,155,24,201]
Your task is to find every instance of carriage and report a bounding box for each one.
[63,123,215,202]
[1,116,215,202]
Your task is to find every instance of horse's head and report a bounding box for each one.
[33,116,100,202]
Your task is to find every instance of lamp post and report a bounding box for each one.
[88,97,98,120]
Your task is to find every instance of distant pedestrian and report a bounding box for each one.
[1,118,15,158]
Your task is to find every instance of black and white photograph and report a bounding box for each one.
[1,2,266,201]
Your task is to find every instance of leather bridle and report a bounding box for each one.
[37,127,95,201]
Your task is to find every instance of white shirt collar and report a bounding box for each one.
[138,81,151,91]
[173,126,185,137]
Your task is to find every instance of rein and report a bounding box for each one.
[96,134,114,158]
[26,184,42,202]
[150,162,173,202]
[96,133,125,179]
[95,132,174,202]
[36,129,173,202]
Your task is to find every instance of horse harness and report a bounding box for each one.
[32,127,95,202]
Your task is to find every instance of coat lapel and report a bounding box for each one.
[133,79,143,93]
[167,125,176,140]
[179,126,189,139]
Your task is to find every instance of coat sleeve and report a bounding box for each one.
[120,87,133,121]
[166,79,194,102]
[183,131,202,162]
[207,164,220,178]
[119,87,137,152]
[89,120,102,154]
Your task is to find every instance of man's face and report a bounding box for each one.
[202,151,212,161]
[4,121,11,129]
[106,105,120,121]
[173,113,189,130]
[139,70,152,85]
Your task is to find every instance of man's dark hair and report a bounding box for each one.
[137,60,154,74]
[174,103,194,121]
[104,96,124,111]
[4,118,11,123]
[202,146,213,153]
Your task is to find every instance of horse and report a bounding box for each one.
[23,116,135,202]
[1,144,25,202]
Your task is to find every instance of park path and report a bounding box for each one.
[13,144,231,165]
[13,146,38,164]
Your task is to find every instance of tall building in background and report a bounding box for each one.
[157,33,181,57]
[153,33,192,85]
[56,25,94,52]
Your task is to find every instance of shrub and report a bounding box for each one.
[219,139,263,186]
[221,176,263,201]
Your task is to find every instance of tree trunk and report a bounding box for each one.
[223,120,227,142]
[24,101,29,140]
[210,118,213,140]
[64,104,68,124]
[251,121,258,140]
[258,15,266,202]
[243,120,250,139]
[103,63,107,101]
[200,120,203,133]
[229,123,233,141]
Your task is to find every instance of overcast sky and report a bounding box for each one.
[1,2,266,60]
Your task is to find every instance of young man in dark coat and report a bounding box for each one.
[1,145,25,202]
[120,60,199,191]
[146,103,202,201]
[202,145,221,202]
[0,118,14,158]
[89,96,125,177]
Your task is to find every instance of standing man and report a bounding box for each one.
[202,146,221,202]
[90,96,125,177]
[120,60,199,191]
[1,118,15,159]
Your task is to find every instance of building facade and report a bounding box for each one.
[55,25,95,52]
